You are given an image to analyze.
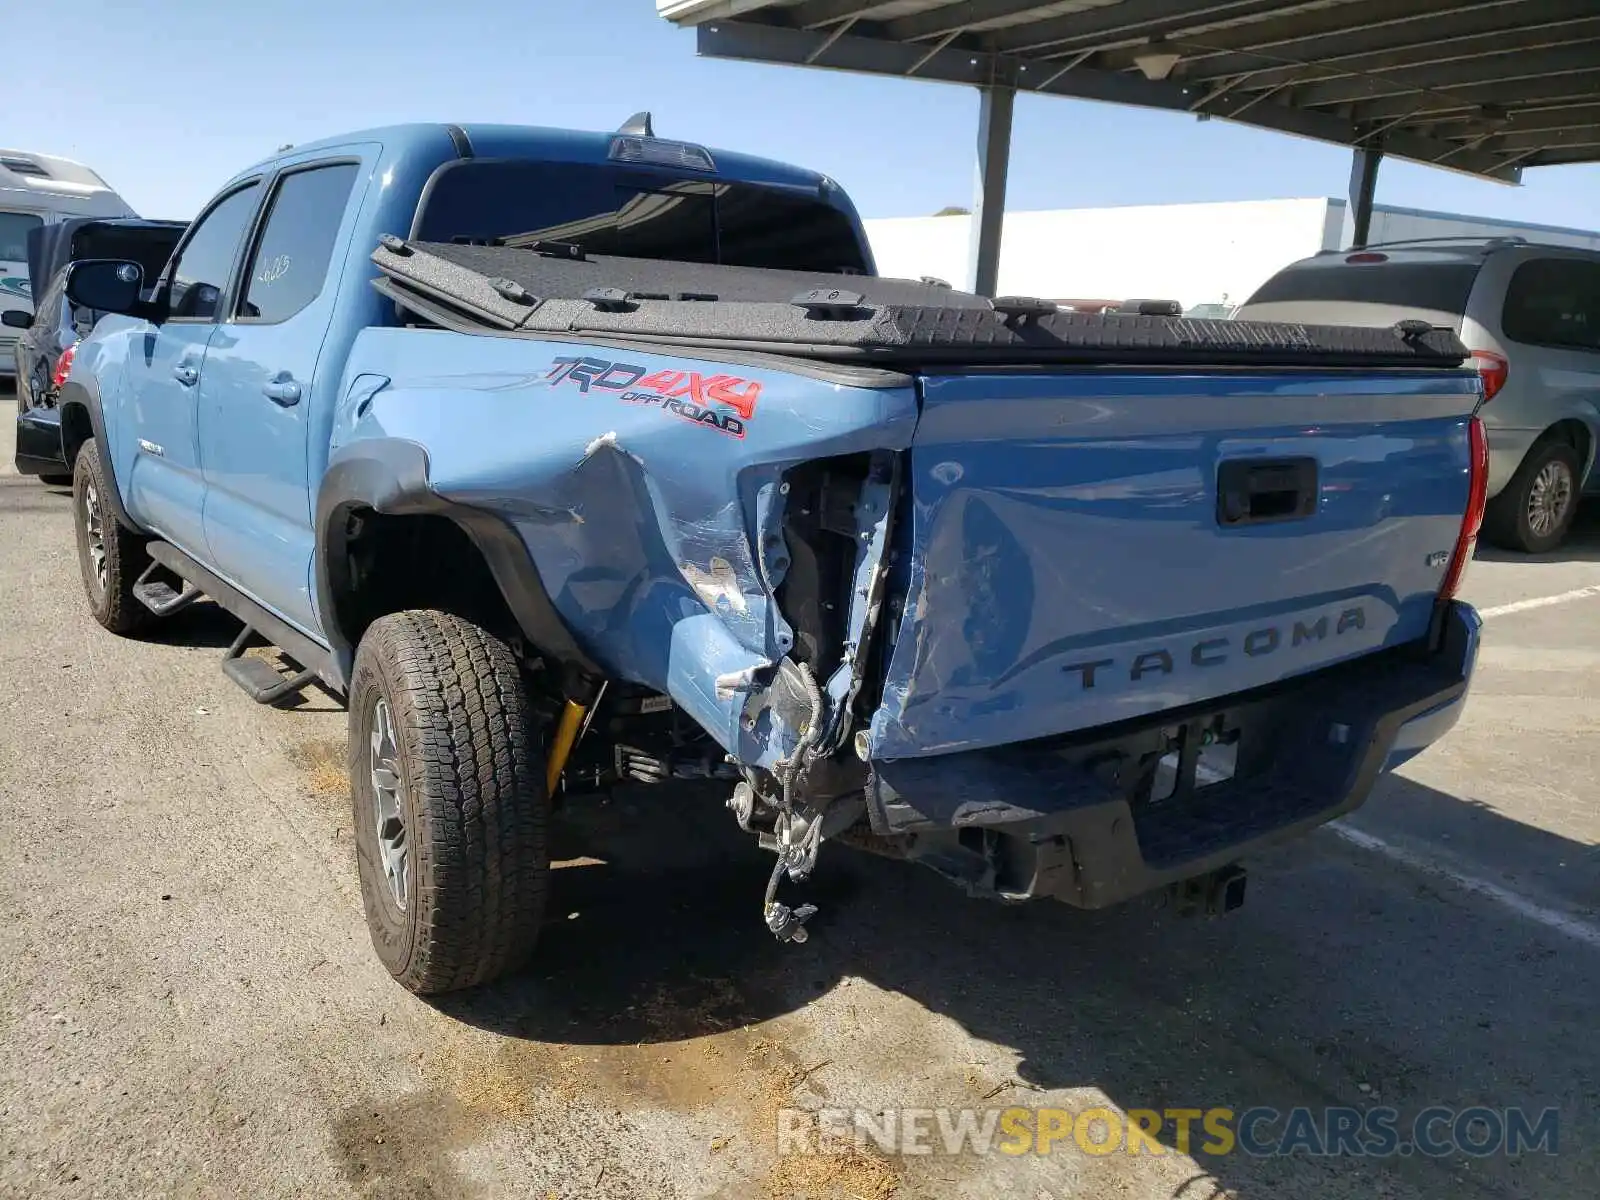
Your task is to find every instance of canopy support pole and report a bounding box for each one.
[966,84,1015,297]
[1347,146,1383,248]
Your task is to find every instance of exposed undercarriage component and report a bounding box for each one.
[738,453,896,943]
[543,449,897,946]
[553,686,742,795]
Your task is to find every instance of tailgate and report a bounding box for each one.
[867,369,1480,759]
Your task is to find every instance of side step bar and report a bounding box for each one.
[144,541,337,706]
[221,627,321,707]
[132,561,202,617]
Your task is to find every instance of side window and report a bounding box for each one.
[237,163,360,324]
[0,210,43,263]
[167,183,261,321]
[1501,258,1600,353]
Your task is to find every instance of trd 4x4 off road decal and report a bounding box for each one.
[543,356,761,438]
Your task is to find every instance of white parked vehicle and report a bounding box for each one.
[1,149,137,377]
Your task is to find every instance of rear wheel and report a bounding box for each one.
[1483,441,1581,554]
[72,439,155,635]
[348,610,550,994]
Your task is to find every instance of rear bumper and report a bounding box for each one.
[14,406,67,477]
[864,601,1480,908]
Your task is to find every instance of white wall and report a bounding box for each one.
[866,199,1333,310]
[866,198,1600,309]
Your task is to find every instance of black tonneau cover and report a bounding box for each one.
[371,238,1470,368]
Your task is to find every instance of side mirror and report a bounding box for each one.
[65,260,151,319]
[1,308,30,330]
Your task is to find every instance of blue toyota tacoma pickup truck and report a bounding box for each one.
[58,119,1484,994]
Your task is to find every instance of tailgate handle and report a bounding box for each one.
[1217,457,1318,526]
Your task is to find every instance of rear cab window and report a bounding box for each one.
[413,160,868,274]
[1500,257,1600,353]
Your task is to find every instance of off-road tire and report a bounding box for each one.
[349,610,550,994]
[72,438,155,635]
[1482,440,1582,554]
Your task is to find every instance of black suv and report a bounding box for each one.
[6,217,185,481]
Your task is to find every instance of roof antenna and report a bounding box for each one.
[617,111,654,137]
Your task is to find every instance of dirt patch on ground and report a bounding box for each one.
[742,1038,900,1200]
[424,977,902,1198]
[765,1146,901,1200]
[292,737,349,801]
[316,788,901,1196]
[330,1089,480,1199]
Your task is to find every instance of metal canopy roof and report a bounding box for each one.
[659,0,1600,183]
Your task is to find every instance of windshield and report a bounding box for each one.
[413,160,869,274]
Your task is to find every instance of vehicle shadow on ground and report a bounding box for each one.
[141,600,246,649]
[143,601,346,709]
[1476,497,1600,565]
[0,477,77,513]
[433,774,1598,1197]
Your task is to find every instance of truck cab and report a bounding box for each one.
[60,122,874,633]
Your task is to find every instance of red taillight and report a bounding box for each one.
[1465,350,1504,406]
[1468,350,1509,403]
[1345,251,1389,264]
[51,343,78,391]
[1438,415,1489,603]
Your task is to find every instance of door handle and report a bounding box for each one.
[172,364,198,386]
[262,375,302,406]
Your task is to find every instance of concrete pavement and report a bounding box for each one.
[2,395,1596,1199]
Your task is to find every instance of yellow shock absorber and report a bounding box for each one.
[544,699,588,795]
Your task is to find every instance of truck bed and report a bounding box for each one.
[346,244,1480,784]
[369,239,1469,369]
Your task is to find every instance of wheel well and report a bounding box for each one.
[1541,419,1592,472]
[328,510,521,656]
[59,404,93,468]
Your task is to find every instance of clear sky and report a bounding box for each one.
[15,0,1599,230]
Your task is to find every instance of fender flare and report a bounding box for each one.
[314,438,601,684]
[55,377,147,534]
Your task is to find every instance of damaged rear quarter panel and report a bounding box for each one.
[332,328,918,764]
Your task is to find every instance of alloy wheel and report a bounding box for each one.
[82,481,107,593]
[1527,459,1573,540]
[369,697,409,911]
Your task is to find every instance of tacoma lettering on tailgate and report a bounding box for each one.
[1062,607,1368,690]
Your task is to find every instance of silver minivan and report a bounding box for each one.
[1237,237,1600,553]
